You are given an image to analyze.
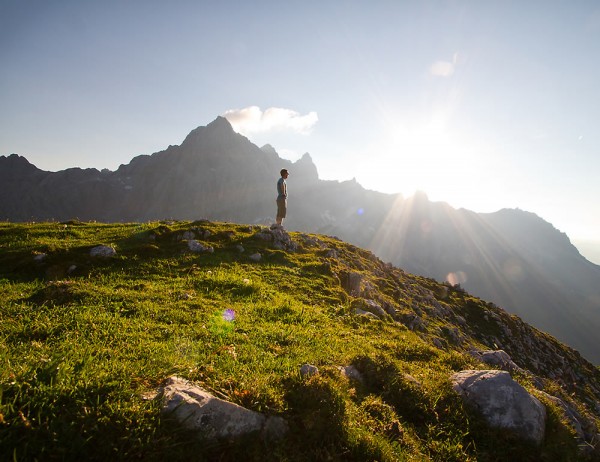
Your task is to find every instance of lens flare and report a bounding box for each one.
[446,271,468,286]
[223,309,235,322]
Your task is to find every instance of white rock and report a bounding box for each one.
[161,376,287,441]
[451,370,546,444]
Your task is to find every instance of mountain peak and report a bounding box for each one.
[208,115,233,130]
[0,153,40,175]
[181,116,237,147]
[292,152,319,181]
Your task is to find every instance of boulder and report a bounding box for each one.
[161,376,288,442]
[451,370,546,444]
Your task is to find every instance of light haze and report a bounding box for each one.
[1,1,598,263]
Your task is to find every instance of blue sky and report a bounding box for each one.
[1,0,599,263]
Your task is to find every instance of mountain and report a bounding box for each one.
[0,221,598,460]
[2,116,600,364]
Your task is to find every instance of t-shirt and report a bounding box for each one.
[277,177,287,199]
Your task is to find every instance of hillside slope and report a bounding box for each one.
[0,221,598,461]
[2,117,599,364]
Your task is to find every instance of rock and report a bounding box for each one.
[33,253,47,262]
[324,248,338,259]
[340,271,363,296]
[90,245,116,257]
[337,365,364,384]
[470,350,523,373]
[300,364,319,378]
[249,252,262,262]
[235,244,245,253]
[354,307,380,319]
[181,231,195,240]
[187,240,214,253]
[268,227,298,252]
[160,376,288,442]
[451,370,546,444]
[351,299,387,319]
[432,338,444,349]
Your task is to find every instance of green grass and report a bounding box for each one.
[0,221,598,461]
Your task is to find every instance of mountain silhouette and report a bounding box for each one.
[2,116,599,363]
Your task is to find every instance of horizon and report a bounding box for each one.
[1,1,599,263]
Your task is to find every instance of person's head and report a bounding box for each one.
[280,169,289,178]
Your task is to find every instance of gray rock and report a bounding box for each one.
[300,364,319,378]
[186,240,214,254]
[249,252,262,262]
[451,370,546,444]
[181,231,195,240]
[351,299,387,319]
[470,350,523,373]
[33,253,47,262]
[90,245,116,257]
[337,365,364,384]
[161,376,287,441]
[354,307,380,319]
[340,271,363,296]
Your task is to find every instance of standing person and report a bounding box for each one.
[274,168,289,228]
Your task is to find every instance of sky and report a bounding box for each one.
[1,0,599,264]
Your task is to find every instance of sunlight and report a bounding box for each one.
[356,110,475,199]
[368,194,530,317]
[388,112,451,166]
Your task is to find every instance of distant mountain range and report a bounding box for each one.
[2,116,600,363]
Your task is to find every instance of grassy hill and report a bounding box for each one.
[0,221,598,461]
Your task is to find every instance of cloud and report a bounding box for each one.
[223,106,318,135]
[430,53,461,77]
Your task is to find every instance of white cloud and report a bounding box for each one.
[223,106,318,135]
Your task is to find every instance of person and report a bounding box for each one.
[274,168,289,227]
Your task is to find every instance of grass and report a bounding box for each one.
[0,221,598,461]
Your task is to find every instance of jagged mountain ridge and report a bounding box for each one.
[1,116,600,363]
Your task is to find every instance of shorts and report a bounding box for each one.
[276,197,287,219]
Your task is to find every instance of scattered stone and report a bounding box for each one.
[539,392,586,442]
[398,313,426,331]
[33,253,47,262]
[354,307,380,319]
[249,252,262,262]
[67,265,77,274]
[235,244,245,253]
[432,338,444,349]
[300,364,319,378]
[337,365,364,384]
[181,231,195,240]
[188,240,213,253]
[451,370,547,444]
[340,271,363,296]
[325,248,339,259]
[470,350,523,373]
[351,299,387,319]
[90,245,116,257]
[160,376,288,442]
